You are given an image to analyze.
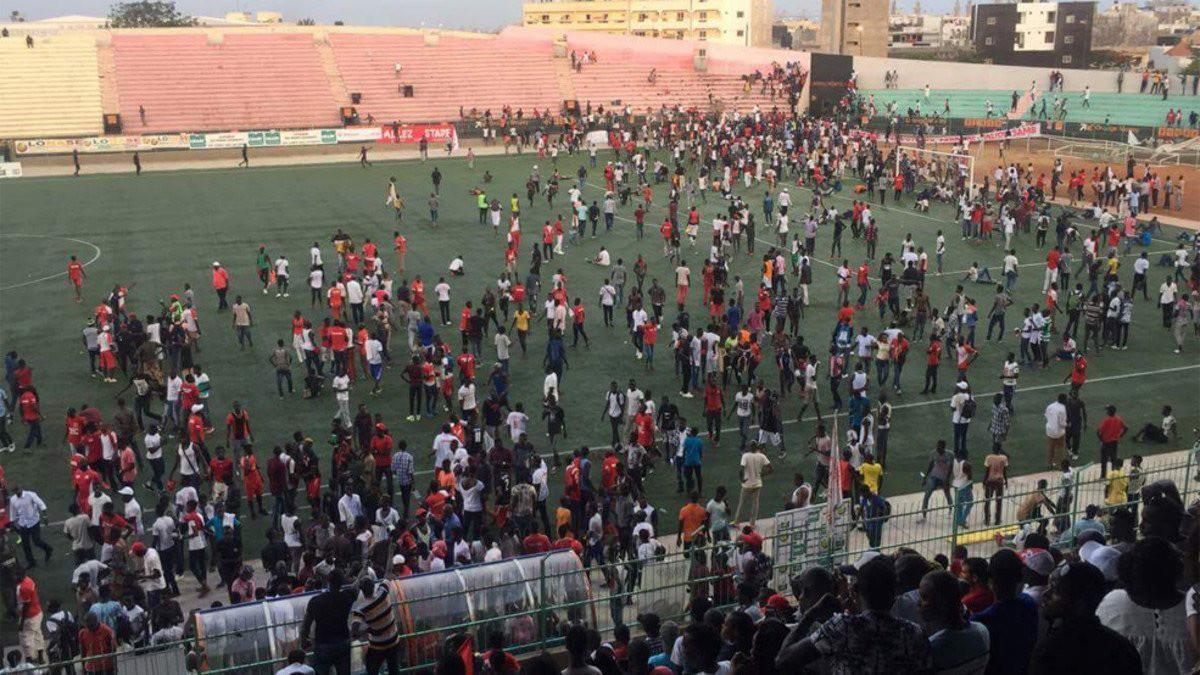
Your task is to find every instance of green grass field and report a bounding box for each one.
[1,148,1197,611]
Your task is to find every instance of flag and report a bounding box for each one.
[1127,131,1141,147]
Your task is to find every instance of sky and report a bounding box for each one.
[7,0,970,30]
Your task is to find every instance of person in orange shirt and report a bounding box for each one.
[676,492,709,550]
[393,231,407,274]
[211,262,230,311]
[327,282,345,319]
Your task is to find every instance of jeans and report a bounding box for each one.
[188,547,207,586]
[683,464,703,494]
[986,314,1005,340]
[235,325,252,348]
[922,477,951,514]
[954,484,974,526]
[953,422,970,457]
[314,640,352,675]
[160,545,181,594]
[275,370,294,396]
[23,420,42,448]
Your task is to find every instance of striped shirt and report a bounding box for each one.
[350,583,400,650]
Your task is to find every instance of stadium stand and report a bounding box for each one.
[329,33,563,123]
[111,32,340,133]
[1044,91,1198,127]
[0,35,103,139]
[858,88,1027,120]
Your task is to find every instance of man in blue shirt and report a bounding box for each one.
[682,427,705,494]
[972,548,1038,675]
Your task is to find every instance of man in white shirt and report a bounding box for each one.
[457,380,477,421]
[1044,393,1069,468]
[364,335,384,394]
[734,445,772,527]
[505,405,529,443]
[337,488,363,526]
[8,486,53,568]
[332,373,351,428]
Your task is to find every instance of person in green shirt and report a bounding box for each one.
[255,245,271,293]
[475,190,488,225]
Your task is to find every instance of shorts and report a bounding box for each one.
[369,363,383,381]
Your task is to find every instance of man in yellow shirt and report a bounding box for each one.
[860,454,884,496]
[1104,457,1129,507]
[511,306,531,354]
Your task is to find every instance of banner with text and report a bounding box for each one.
[13,134,189,156]
[378,122,459,149]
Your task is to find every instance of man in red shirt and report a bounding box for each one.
[370,424,396,496]
[922,337,942,394]
[703,377,724,442]
[208,446,234,504]
[67,255,86,302]
[17,389,43,449]
[78,611,117,673]
[1043,246,1061,293]
[16,568,45,664]
[571,299,589,348]
[522,525,551,554]
[1096,405,1128,477]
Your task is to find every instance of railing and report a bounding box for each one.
[30,447,1199,674]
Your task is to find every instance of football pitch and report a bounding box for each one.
[1,148,1197,604]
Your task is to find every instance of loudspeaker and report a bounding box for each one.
[351,92,362,104]
[103,113,122,134]
[402,85,414,98]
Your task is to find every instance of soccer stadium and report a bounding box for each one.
[0,3,1198,674]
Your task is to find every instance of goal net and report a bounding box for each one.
[894,145,976,196]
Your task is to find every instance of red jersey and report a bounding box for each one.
[209,457,234,484]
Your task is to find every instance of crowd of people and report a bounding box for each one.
[1,76,1199,675]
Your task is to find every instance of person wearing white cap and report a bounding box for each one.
[211,262,230,312]
[118,486,144,535]
[949,380,975,457]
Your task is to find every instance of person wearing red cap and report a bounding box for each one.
[131,541,166,609]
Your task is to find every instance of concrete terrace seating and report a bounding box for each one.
[572,60,778,114]
[0,35,102,138]
[1047,91,1198,127]
[111,33,339,133]
[860,89,1021,120]
[330,34,562,123]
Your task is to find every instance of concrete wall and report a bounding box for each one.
[853,54,1123,92]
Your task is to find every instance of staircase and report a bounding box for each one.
[96,41,121,116]
[554,55,577,103]
[315,36,353,108]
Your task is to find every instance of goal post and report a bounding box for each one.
[894,145,976,195]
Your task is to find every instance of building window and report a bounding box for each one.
[736,10,744,17]
[1063,34,1073,44]
[1045,30,1054,43]
[699,30,707,38]
[986,16,996,25]
[1062,54,1072,64]
[540,14,549,21]
[1046,11,1055,22]
[985,36,994,45]
[737,29,744,36]
[638,13,647,21]
[1065,14,1075,23]
[677,11,685,20]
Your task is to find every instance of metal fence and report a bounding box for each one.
[28,447,1200,674]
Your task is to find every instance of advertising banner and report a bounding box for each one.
[13,134,188,155]
[378,122,458,149]
[0,162,23,178]
[335,127,383,143]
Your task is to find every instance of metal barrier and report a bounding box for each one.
[30,447,1199,674]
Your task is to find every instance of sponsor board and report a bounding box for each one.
[0,162,23,178]
[379,122,459,148]
[13,134,188,155]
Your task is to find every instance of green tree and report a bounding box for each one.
[296,18,316,26]
[108,1,198,28]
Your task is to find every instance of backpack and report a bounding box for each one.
[961,397,977,420]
